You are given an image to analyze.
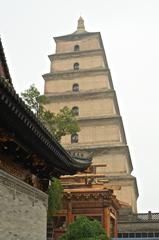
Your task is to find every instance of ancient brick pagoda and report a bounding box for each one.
[43,17,138,213]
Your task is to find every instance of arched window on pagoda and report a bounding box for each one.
[74,45,80,52]
[74,63,79,70]
[72,83,79,92]
[71,134,78,143]
[72,106,79,116]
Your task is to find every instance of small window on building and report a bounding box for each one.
[118,233,122,238]
[141,233,147,238]
[74,63,79,70]
[71,134,78,143]
[74,45,80,51]
[129,233,135,238]
[135,233,141,238]
[72,106,79,116]
[123,233,129,238]
[155,233,159,237]
[148,232,154,238]
[72,83,79,92]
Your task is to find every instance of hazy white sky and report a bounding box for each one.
[1,0,159,213]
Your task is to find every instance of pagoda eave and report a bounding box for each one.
[42,68,109,81]
[49,49,104,61]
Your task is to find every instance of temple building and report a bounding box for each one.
[48,163,120,239]
[0,38,91,240]
[43,17,138,214]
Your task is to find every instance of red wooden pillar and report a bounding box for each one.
[67,201,73,225]
[114,217,118,238]
[103,207,110,237]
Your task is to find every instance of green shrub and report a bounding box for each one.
[60,216,109,240]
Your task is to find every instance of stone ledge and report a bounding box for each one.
[63,142,126,150]
[0,170,48,207]
[43,68,109,80]
[45,88,115,100]
[49,49,103,61]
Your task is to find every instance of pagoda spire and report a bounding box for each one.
[76,16,85,33]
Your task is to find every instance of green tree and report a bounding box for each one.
[21,84,80,214]
[48,177,63,217]
[59,216,109,240]
[21,84,47,117]
[21,84,80,141]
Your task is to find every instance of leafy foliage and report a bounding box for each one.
[21,84,80,141]
[21,84,48,117]
[54,107,80,141]
[48,177,63,216]
[60,216,109,240]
